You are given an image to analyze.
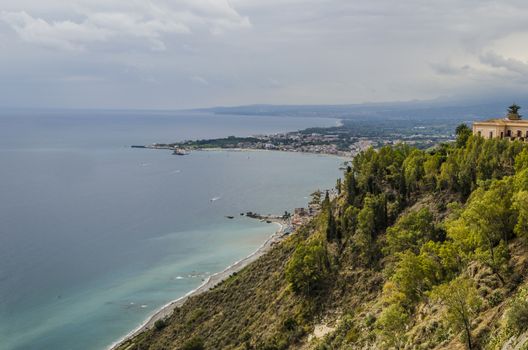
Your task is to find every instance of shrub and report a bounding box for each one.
[181,337,204,350]
[506,297,528,334]
[487,290,504,307]
[364,313,376,327]
[154,319,167,331]
[375,304,409,349]
[282,317,297,331]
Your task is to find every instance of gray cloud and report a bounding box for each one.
[430,62,471,76]
[480,51,528,76]
[0,1,250,51]
[1,0,528,109]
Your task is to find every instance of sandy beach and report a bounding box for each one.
[108,220,288,350]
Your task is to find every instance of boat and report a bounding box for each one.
[172,149,189,156]
[225,216,235,219]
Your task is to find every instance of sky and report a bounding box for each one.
[1,0,528,109]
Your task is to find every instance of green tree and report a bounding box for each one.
[384,208,436,256]
[430,277,482,350]
[325,207,338,242]
[437,158,458,191]
[322,191,330,210]
[508,103,521,117]
[456,124,472,147]
[514,148,528,172]
[354,194,386,264]
[389,250,439,304]
[336,178,342,195]
[375,303,409,349]
[310,190,322,205]
[509,104,521,114]
[343,169,358,206]
[446,178,515,283]
[419,240,461,281]
[514,168,528,192]
[340,205,359,237]
[423,153,443,190]
[402,149,426,194]
[285,239,329,295]
[513,191,528,239]
[355,201,375,265]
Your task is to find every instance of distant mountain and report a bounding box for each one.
[196,99,528,123]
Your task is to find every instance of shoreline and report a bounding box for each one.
[108,221,286,350]
[195,147,352,159]
[139,145,354,162]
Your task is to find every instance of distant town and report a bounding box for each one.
[132,117,457,158]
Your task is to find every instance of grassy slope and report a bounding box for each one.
[117,201,528,350]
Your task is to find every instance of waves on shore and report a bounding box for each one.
[109,222,284,349]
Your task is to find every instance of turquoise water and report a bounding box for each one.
[0,110,343,350]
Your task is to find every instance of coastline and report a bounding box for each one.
[108,221,286,350]
[176,147,354,162]
[110,149,346,350]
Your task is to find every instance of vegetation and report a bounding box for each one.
[181,337,205,350]
[505,289,528,334]
[285,237,329,295]
[153,319,166,331]
[508,104,522,119]
[430,277,482,349]
[117,126,528,350]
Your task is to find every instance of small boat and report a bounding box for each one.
[172,149,189,156]
[225,216,235,219]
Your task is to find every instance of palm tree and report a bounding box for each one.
[508,104,521,120]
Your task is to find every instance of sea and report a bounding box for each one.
[0,109,344,350]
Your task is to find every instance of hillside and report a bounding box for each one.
[117,126,528,350]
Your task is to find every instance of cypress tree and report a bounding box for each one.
[326,208,337,241]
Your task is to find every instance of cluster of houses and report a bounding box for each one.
[291,202,322,227]
[243,132,348,156]
[290,189,339,228]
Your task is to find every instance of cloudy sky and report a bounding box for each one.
[1,0,528,109]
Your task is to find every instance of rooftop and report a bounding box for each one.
[476,117,528,125]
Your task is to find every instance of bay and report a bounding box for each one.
[0,110,343,350]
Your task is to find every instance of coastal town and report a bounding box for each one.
[133,117,455,159]
[133,130,372,158]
